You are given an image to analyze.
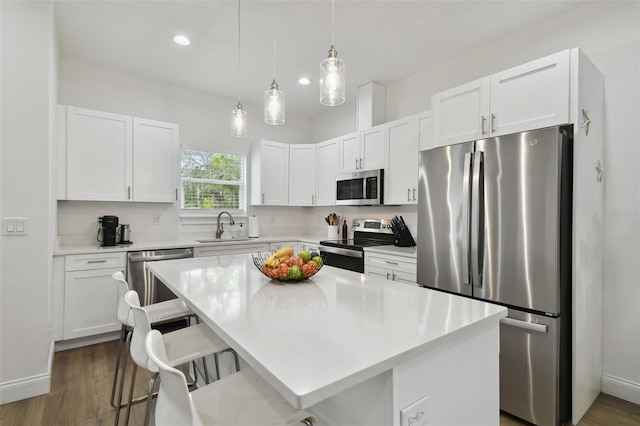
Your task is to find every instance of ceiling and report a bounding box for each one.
[54,0,586,118]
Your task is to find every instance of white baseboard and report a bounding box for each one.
[0,341,54,405]
[602,373,640,405]
[54,330,119,352]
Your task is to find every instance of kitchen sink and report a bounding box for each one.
[195,238,251,243]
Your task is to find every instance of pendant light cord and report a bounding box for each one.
[236,0,241,102]
[331,0,335,46]
[272,0,277,80]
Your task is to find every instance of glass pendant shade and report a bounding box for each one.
[319,46,345,106]
[264,80,285,125]
[230,101,248,138]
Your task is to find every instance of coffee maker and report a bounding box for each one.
[98,215,119,247]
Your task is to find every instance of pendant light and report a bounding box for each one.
[319,0,345,106]
[264,0,285,125]
[231,0,247,137]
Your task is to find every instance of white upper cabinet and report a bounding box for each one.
[58,105,179,203]
[64,106,133,201]
[360,125,385,171]
[289,144,317,206]
[432,77,490,147]
[339,132,360,173]
[432,49,571,147]
[415,110,433,152]
[490,50,570,136]
[250,140,289,206]
[338,124,385,173]
[384,116,417,205]
[132,118,179,202]
[316,137,339,206]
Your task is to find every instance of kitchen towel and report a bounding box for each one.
[248,216,260,238]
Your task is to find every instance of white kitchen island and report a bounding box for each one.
[147,254,507,426]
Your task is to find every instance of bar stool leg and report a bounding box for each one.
[123,363,138,426]
[213,353,221,380]
[143,373,158,426]
[110,325,128,408]
[114,329,132,426]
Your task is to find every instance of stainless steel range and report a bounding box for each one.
[319,218,394,273]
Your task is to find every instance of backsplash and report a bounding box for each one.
[57,201,418,246]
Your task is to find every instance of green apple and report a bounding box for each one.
[299,251,312,263]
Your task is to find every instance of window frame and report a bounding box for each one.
[179,149,247,217]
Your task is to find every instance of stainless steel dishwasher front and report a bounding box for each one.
[127,248,193,306]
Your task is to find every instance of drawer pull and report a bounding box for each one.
[384,260,398,265]
[86,260,108,264]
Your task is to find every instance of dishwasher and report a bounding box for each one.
[127,248,193,306]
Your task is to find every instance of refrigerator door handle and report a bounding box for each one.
[470,151,484,287]
[500,317,548,334]
[461,152,473,286]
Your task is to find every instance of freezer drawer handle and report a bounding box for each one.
[500,317,548,334]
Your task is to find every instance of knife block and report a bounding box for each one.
[394,227,416,247]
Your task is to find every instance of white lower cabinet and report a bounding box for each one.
[364,252,417,285]
[195,243,269,257]
[63,253,125,340]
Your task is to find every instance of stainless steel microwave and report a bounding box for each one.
[336,169,384,206]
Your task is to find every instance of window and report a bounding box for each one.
[181,150,246,214]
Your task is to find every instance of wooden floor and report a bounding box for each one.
[1,340,638,426]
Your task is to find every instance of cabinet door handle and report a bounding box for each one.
[385,260,398,265]
[392,273,397,281]
[87,259,107,264]
[407,188,411,202]
[262,193,265,203]
[312,195,315,205]
[481,116,487,135]
[127,186,131,200]
[386,272,390,280]
[359,158,363,169]
[491,113,496,134]
[175,188,178,201]
[413,188,416,201]
[355,159,358,170]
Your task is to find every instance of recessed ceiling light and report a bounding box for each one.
[298,77,311,86]
[172,34,190,46]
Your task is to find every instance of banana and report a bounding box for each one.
[265,247,294,267]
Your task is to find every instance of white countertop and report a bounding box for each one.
[147,254,506,409]
[53,235,323,256]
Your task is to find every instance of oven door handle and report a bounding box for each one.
[319,245,364,259]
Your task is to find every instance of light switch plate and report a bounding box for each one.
[3,217,28,236]
[400,395,428,426]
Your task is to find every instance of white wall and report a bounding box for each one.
[0,1,56,403]
[310,1,640,404]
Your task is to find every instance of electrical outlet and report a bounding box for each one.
[400,395,428,426]
[153,214,161,225]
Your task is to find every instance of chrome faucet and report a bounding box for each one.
[216,211,235,239]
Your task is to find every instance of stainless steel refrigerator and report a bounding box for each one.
[417,126,572,426]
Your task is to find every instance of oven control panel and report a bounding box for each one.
[352,218,394,234]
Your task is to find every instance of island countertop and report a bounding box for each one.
[147,254,506,410]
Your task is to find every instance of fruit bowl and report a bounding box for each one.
[252,248,324,282]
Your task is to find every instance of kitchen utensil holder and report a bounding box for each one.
[327,225,339,239]
[394,227,416,247]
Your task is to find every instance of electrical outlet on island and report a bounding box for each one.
[400,395,428,426]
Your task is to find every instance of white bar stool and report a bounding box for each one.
[111,271,196,425]
[124,290,238,426]
[145,329,316,426]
